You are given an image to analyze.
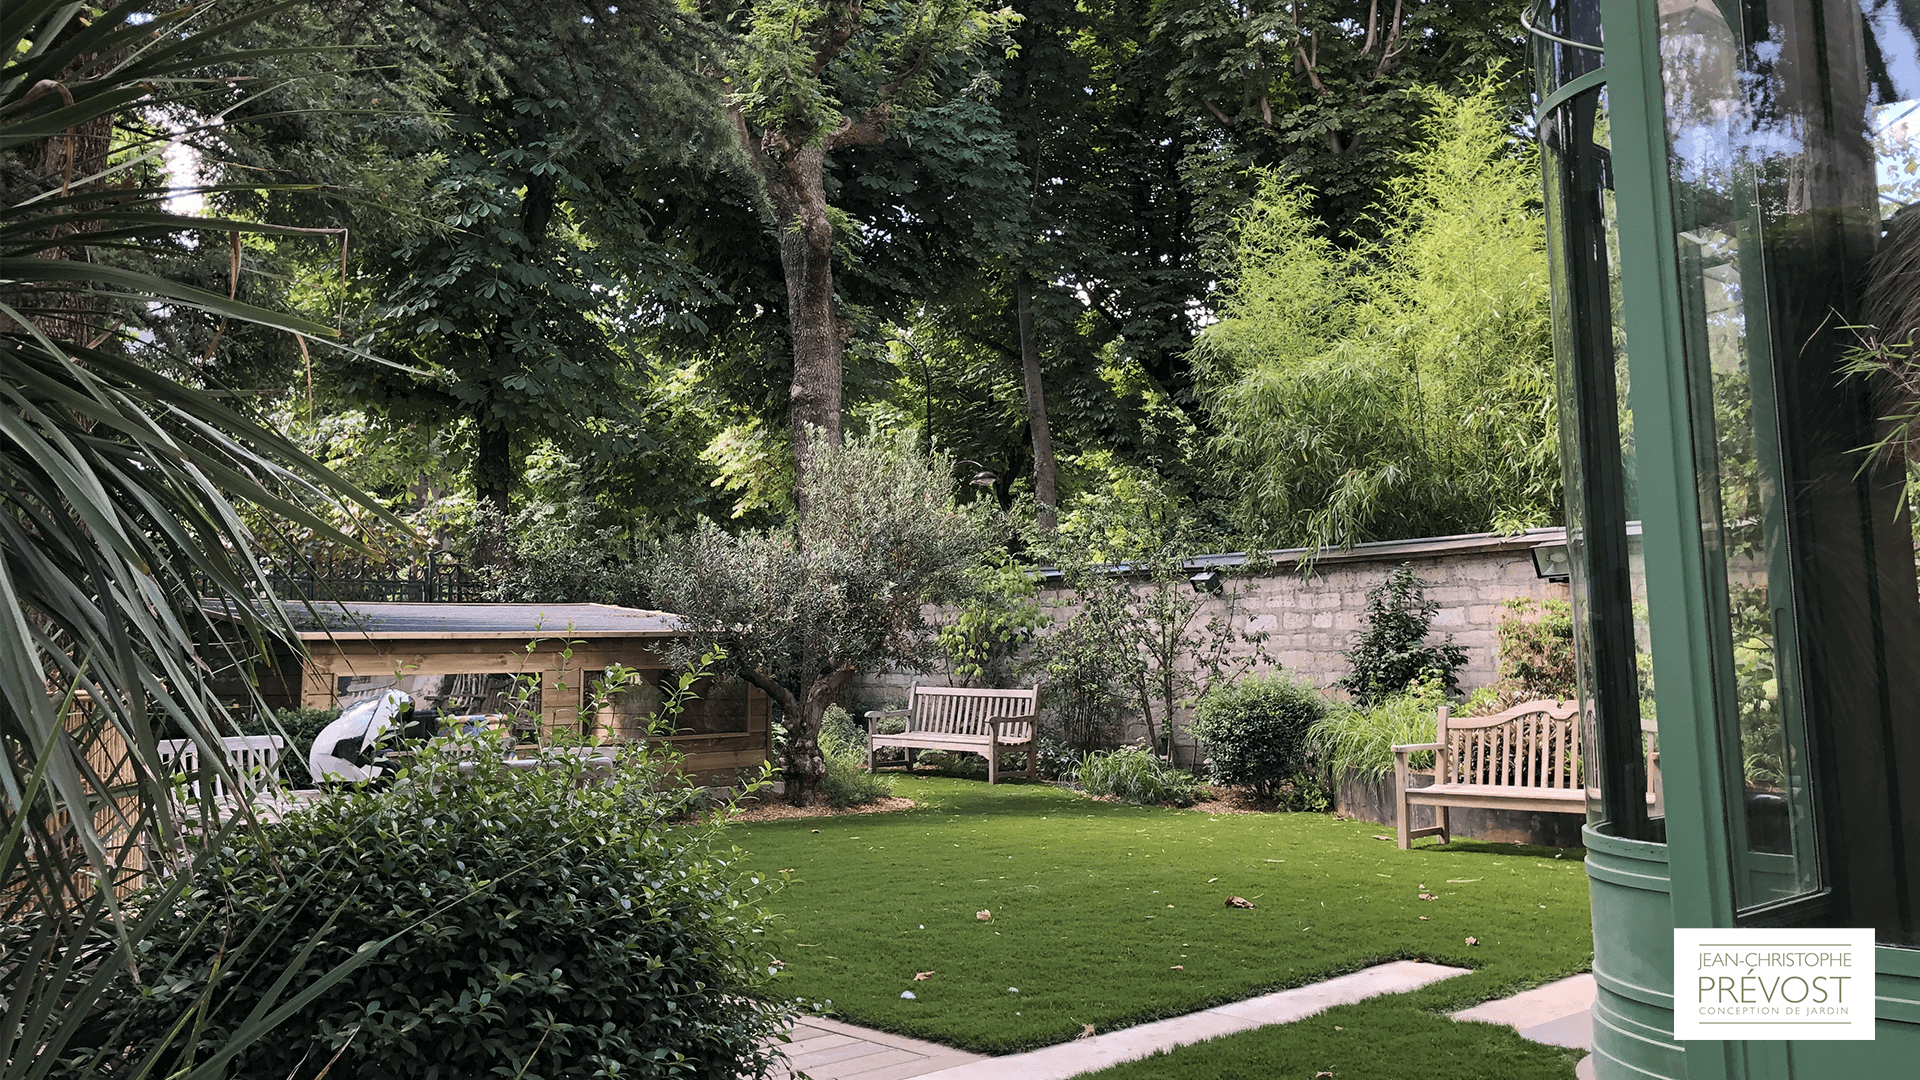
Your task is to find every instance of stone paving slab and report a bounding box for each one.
[1451,972,1594,1030]
[771,1015,986,1080]
[908,959,1471,1080]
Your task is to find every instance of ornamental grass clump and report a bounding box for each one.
[1078,746,1202,806]
[1308,679,1450,781]
[59,736,792,1080]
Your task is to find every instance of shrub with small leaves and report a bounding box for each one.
[64,737,791,1079]
[1187,673,1328,802]
[1337,565,1468,705]
[818,705,894,809]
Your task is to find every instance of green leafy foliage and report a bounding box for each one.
[1078,747,1203,806]
[819,705,895,808]
[652,429,998,803]
[1187,673,1327,802]
[1496,599,1577,698]
[1309,679,1450,781]
[1031,610,1132,752]
[937,560,1050,686]
[63,737,790,1079]
[1196,82,1557,552]
[1336,565,1468,705]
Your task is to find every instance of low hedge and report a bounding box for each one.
[61,738,792,1079]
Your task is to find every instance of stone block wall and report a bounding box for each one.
[850,528,1572,759]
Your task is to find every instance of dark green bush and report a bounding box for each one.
[64,739,791,1080]
[1188,673,1328,802]
[1336,564,1468,705]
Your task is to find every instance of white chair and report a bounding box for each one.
[157,735,287,804]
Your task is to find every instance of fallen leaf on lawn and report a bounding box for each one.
[810,829,820,834]
[913,971,934,981]
[1225,895,1255,908]
[901,991,917,1000]
[770,959,786,968]
[1171,965,1184,970]
[1418,893,1438,901]
[1334,1026,1343,1031]
[1465,936,1479,946]
[1207,877,1218,883]
[1373,834,1392,841]
[1316,1072,1334,1078]
[1446,878,1481,883]
[1419,916,1429,921]
[1079,1025,1096,1039]
[976,909,992,921]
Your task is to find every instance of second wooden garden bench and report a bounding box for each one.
[1391,699,1584,849]
[866,685,1040,784]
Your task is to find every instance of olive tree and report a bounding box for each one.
[651,430,996,804]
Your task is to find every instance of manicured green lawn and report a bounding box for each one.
[733,776,1592,1073]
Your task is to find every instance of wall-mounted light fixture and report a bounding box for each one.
[1189,569,1223,594]
[1531,541,1571,583]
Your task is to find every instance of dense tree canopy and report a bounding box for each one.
[161,0,1548,564]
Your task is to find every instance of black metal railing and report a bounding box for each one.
[197,551,484,604]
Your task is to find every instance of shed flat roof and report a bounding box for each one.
[290,602,682,640]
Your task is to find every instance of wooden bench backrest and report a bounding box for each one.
[908,686,1041,739]
[1438,700,1580,789]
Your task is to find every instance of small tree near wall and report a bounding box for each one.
[651,430,995,805]
[1336,564,1467,705]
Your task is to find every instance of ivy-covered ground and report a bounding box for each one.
[732,777,1590,1077]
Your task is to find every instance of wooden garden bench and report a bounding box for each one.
[1391,699,1583,849]
[865,685,1040,784]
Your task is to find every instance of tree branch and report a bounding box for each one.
[733,662,801,718]
[825,103,891,150]
[1373,0,1407,80]
[809,0,864,76]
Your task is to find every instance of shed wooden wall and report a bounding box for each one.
[295,636,771,782]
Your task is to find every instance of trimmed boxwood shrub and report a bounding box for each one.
[62,739,791,1080]
[1188,672,1328,801]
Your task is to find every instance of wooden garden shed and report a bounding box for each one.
[285,602,771,780]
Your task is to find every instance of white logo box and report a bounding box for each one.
[1673,928,1875,1040]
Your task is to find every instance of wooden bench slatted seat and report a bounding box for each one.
[1391,699,1583,849]
[866,685,1040,785]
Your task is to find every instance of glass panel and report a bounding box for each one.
[1659,0,1823,910]
[1542,82,1661,838]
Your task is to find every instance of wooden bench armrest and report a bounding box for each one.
[865,708,910,719]
[1390,742,1445,754]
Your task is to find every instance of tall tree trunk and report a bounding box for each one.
[472,417,511,566]
[1014,270,1058,532]
[738,660,855,806]
[770,145,844,506]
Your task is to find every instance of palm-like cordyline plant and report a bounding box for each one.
[3,1,403,1072]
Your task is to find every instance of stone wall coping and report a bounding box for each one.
[1033,527,1567,585]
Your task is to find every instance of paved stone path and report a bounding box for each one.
[771,1016,986,1080]
[770,959,1469,1080]
[1452,972,1597,1079]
